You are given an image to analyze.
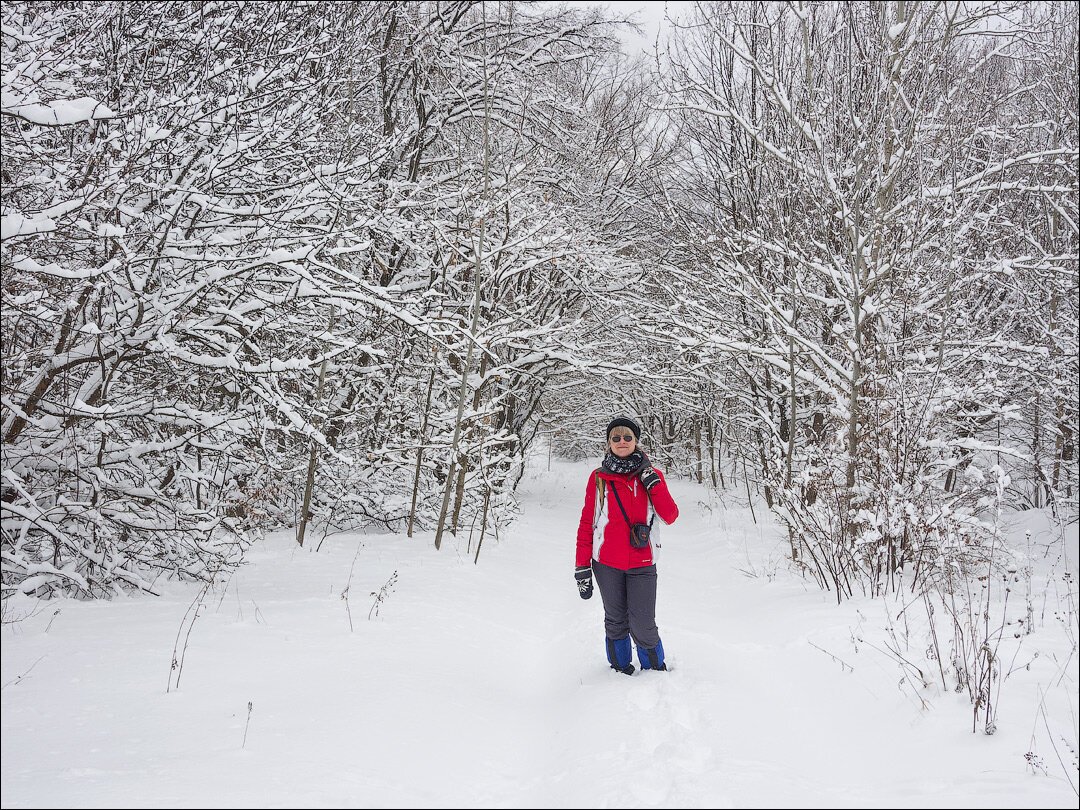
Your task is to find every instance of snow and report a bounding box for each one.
[1,94,116,125]
[2,457,1077,807]
[1,211,57,240]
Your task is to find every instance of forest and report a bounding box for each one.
[2,0,1077,608]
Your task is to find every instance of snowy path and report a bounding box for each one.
[2,457,1075,807]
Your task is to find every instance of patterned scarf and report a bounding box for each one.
[601,449,648,476]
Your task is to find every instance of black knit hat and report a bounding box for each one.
[606,416,641,440]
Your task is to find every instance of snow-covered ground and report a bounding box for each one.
[2,456,1077,808]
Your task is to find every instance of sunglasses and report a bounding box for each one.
[609,434,635,443]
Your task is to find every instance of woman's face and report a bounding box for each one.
[608,429,636,458]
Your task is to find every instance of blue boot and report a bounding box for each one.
[637,638,666,671]
[606,636,635,675]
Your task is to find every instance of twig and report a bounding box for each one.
[340,539,365,632]
[1,655,45,690]
[369,570,398,620]
[43,608,61,633]
[242,701,254,749]
[1040,697,1078,796]
[808,640,855,672]
[168,577,214,693]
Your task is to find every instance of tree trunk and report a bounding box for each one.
[297,304,335,548]
[435,2,491,551]
[408,363,438,538]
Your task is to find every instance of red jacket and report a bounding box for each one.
[576,467,679,570]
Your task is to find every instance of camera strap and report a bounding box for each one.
[607,479,655,530]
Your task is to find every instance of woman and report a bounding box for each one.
[574,416,679,674]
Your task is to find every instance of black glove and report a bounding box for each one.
[575,566,593,599]
[639,467,661,491]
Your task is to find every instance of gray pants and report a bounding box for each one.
[592,560,660,649]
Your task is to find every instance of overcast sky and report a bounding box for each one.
[573,1,696,56]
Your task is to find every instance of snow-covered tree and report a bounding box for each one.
[651,0,1078,596]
